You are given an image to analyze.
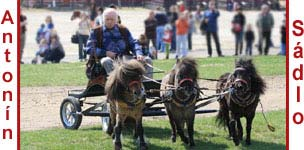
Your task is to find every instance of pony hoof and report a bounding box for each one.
[246,140,251,145]
[190,142,195,147]
[233,140,240,146]
[171,135,176,143]
[114,142,122,150]
[140,143,148,150]
[182,137,189,144]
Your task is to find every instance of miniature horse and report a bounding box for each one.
[160,58,199,147]
[216,58,266,146]
[105,60,147,150]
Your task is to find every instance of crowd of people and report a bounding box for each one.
[19,0,285,65]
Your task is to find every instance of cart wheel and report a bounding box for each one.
[101,103,110,132]
[60,97,82,129]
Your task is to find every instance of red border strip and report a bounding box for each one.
[286,0,289,149]
[17,0,21,149]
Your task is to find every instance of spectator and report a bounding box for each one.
[109,4,121,24]
[167,5,178,52]
[256,4,274,55]
[232,4,246,56]
[155,7,168,53]
[43,15,55,45]
[163,24,172,59]
[36,24,45,44]
[245,24,255,56]
[194,4,203,25]
[95,7,104,27]
[175,12,189,59]
[188,12,196,51]
[43,32,65,63]
[203,0,224,57]
[177,1,186,13]
[144,11,157,49]
[86,8,152,76]
[89,3,97,27]
[20,13,27,64]
[77,12,91,61]
[138,34,153,78]
[31,38,49,64]
[279,19,286,56]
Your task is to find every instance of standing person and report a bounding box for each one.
[279,19,286,55]
[167,5,178,52]
[155,7,168,53]
[163,24,172,59]
[232,4,246,56]
[256,4,274,55]
[89,3,97,27]
[245,24,255,56]
[203,0,223,57]
[78,12,91,61]
[144,11,157,49]
[95,7,104,27]
[188,12,196,51]
[20,13,27,64]
[175,12,189,59]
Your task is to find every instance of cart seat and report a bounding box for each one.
[68,84,105,99]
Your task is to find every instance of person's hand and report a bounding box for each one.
[204,18,209,23]
[106,51,116,59]
[137,55,144,61]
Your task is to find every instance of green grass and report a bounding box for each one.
[21,110,285,150]
[21,55,286,87]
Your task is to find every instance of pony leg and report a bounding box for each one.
[237,118,243,141]
[136,117,147,150]
[176,120,189,144]
[186,116,195,147]
[229,111,239,146]
[167,109,177,142]
[114,116,123,150]
[107,108,116,137]
[246,114,255,145]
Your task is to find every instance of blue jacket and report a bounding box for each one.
[86,24,142,57]
[204,10,220,32]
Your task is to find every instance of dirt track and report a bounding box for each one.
[21,75,285,131]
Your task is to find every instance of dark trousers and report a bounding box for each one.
[147,37,156,49]
[188,32,192,50]
[171,25,176,51]
[234,31,243,55]
[245,41,253,56]
[258,31,271,55]
[78,34,89,60]
[206,31,222,56]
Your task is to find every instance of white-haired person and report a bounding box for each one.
[86,8,153,78]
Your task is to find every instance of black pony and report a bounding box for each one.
[160,57,199,147]
[216,58,266,146]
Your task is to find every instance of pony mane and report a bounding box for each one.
[173,57,199,82]
[105,60,145,100]
[235,58,266,95]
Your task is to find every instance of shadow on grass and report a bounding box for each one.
[238,140,286,150]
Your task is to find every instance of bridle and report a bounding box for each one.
[171,77,198,107]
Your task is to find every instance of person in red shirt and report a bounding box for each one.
[175,12,189,59]
[163,24,172,59]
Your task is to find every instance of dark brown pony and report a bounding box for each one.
[160,57,199,147]
[105,60,147,150]
[216,58,266,146]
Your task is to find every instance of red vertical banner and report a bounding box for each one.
[0,0,18,149]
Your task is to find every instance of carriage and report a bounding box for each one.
[59,62,218,130]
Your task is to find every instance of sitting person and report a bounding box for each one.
[32,38,49,64]
[86,8,152,78]
[138,34,153,78]
[42,32,65,63]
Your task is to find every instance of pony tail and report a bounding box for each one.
[216,98,229,128]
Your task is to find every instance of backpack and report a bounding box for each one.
[85,25,131,79]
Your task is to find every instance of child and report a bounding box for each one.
[32,38,49,64]
[138,34,150,57]
[35,24,45,44]
[245,24,255,56]
[163,24,172,59]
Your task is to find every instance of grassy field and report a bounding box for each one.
[21,110,285,150]
[21,55,285,87]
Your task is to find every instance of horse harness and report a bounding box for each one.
[224,67,257,107]
[162,73,199,107]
